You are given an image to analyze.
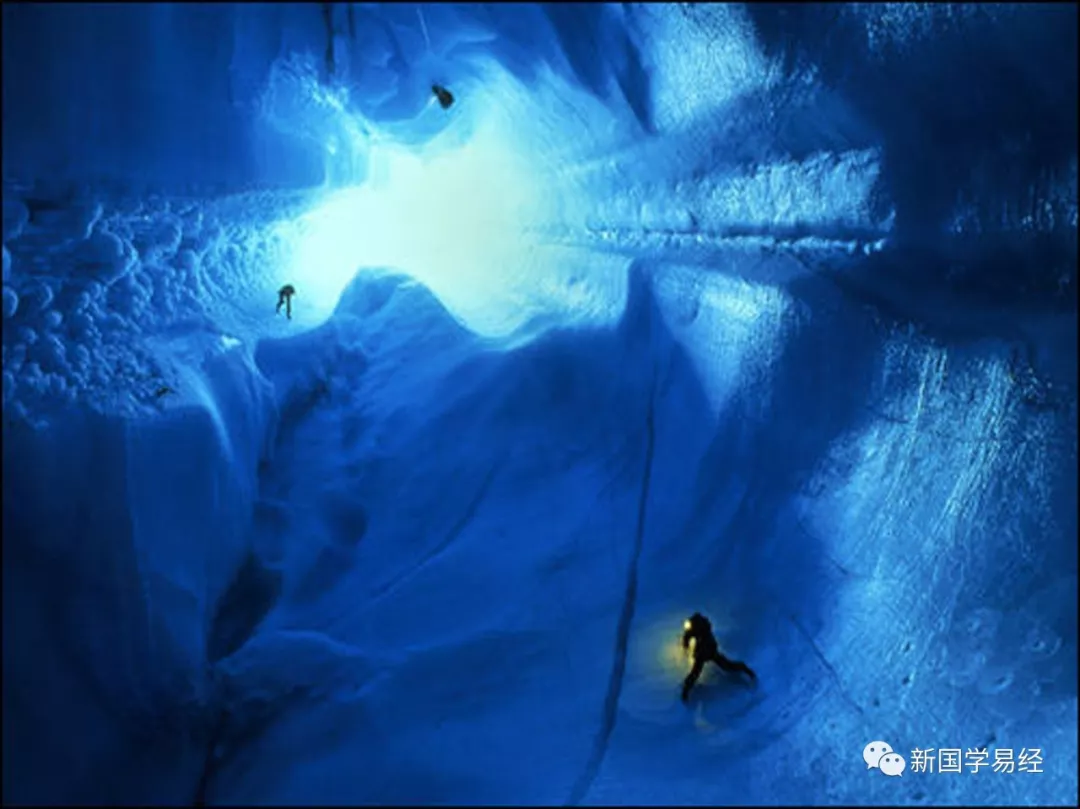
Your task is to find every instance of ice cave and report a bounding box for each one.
[2,3,1077,805]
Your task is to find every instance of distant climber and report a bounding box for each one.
[432,83,454,110]
[276,284,296,320]
[680,612,756,702]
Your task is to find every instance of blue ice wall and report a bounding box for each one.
[2,3,1077,806]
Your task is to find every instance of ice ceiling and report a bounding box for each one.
[2,3,1077,806]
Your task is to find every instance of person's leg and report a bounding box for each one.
[286,298,292,320]
[712,652,757,681]
[276,298,283,314]
[682,657,706,702]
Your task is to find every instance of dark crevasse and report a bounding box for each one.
[2,3,1077,805]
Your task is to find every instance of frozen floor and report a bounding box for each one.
[202,265,1075,805]
[3,252,1077,807]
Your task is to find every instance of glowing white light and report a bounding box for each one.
[272,76,557,336]
[262,61,645,341]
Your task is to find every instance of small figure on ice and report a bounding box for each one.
[680,612,757,703]
[276,284,296,320]
[432,83,454,110]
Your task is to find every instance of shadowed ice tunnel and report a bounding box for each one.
[2,3,1077,805]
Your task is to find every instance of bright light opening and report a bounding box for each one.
[269,66,571,338]
[278,131,541,326]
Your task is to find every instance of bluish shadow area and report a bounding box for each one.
[202,263,886,804]
[0,2,327,192]
[415,3,652,136]
[1,413,205,805]
[684,276,882,621]
[540,3,654,133]
[609,268,888,793]
[1,348,273,805]
[0,2,655,193]
[746,3,1078,316]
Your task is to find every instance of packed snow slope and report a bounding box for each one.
[2,3,1077,806]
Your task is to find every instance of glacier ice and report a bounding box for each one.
[2,2,1077,805]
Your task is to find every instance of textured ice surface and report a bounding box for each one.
[3,3,1077,806]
